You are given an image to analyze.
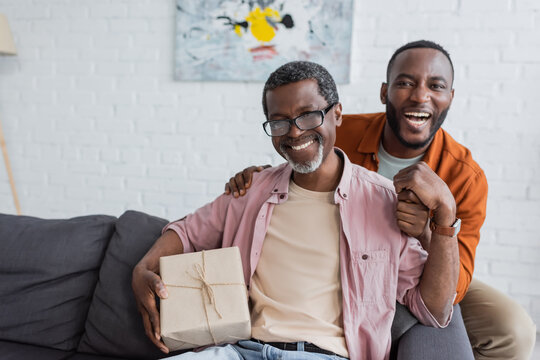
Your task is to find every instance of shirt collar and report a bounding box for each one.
[356,112,386,155]
[334,147,353,202]
[269,164,293,199]
[421,127,445,169]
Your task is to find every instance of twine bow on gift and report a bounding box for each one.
[190,262,223,319]
[164,250,245,346]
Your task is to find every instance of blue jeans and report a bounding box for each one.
[164,340,348,360]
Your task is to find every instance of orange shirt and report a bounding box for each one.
[336,112,488,303]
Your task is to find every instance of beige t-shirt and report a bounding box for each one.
[250,180,349,358]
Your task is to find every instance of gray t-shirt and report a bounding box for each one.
[377,142,424,180]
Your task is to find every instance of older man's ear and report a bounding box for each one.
[334,102,343,127]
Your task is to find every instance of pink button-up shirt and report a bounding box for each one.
[165,149,449,360]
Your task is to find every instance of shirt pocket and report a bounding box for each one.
[352,249,390,305]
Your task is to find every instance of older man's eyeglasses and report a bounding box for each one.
[262,103,336,137]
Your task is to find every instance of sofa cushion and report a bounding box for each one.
[0,340,74,360]
[0,340,127,360]
[78,210,168,359]
[69,352,127,360]
[0,213,117,351]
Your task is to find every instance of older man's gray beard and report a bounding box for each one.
[280,136,324,174]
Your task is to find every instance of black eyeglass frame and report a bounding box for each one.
[262,103,336,137]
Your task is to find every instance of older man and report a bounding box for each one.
[132,61,459,360]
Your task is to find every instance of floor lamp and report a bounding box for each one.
[0,13,21,215]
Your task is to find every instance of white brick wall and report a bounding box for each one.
[0,0,539,330]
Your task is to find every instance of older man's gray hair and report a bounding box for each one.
[262,61,339,118]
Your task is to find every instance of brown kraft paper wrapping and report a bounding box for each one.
[159,247,251,351]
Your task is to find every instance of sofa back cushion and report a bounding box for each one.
[78,210,168,359]
[0,213,116,351]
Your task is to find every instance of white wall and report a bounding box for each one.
[0,0,539,329]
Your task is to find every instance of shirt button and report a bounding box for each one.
[273,189,278,192]
[343,193,347,198]
[279,194,285,199]
[362,254,369,260]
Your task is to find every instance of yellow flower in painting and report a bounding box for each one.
[245,6,281,42]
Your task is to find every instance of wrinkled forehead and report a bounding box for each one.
[389,48,454,83]
[266,79,326,116]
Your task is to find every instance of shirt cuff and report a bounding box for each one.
[162,221,192,254]
[418,292,456,328]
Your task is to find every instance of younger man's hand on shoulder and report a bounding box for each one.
[224,165,271,198]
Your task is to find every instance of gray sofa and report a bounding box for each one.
[0,210,183,360]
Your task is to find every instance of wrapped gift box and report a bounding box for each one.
[159,247,251,351]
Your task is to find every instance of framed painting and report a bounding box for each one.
[174,0,354,83]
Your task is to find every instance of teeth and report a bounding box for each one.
[405,112,430,118]
[291,139,314,150]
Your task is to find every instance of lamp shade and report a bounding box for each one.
[0,13,16,55]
